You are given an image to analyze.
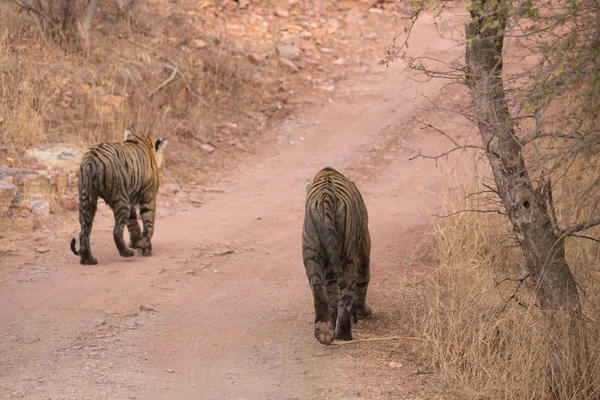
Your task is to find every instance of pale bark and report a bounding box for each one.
[465,0,588,397]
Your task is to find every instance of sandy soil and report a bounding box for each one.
[0,8,469,400]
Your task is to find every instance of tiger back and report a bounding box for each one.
[70,130,168,265]
[302,166,372,345]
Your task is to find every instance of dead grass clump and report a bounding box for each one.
[415,157,600,399]
[0,0,270,188]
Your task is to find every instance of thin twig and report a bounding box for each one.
[332,336,427,346]
[561,217,600,237]
[28,9,48,45]
[149,62,209,108]
[148,64,178,98]
[433,209,506,219]
[568,234,600,244]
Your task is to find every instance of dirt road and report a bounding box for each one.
[0,10,467,400]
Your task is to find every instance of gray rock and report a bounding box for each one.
[0,181,18,214]
[26,144,84,169]
[276,44,301,60]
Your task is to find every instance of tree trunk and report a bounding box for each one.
[464,0,588,397]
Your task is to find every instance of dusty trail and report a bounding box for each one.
[0,11,466,400]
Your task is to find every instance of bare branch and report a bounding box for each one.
[148,64,178,98]
[433,209,507,219]
[561,217,600,237]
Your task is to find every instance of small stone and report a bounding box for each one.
[165,368,175,373]
[274,7,289,17]
[247,53,264,65]
[388,361,402,368]
[156,269,166,274]
[192,39,207,49]
[275,135,288,142]
[183,270,195,275]
[279,57,299,72]
[235,142,248,152]
[200,144,216,153]
[369,7,384,13]
[190,196,204,206]
[139,304,155,312]
[163,183,181,194]
[35,247,50,254]
[238,0,250,8]
[276,44,300,60]
[333,58,345,65]
[105,310,116,315]
[344,391,361,397]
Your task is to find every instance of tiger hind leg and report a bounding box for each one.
[127,206,143,249]
[78,188,98,265]
[113,201,135,258]
[304,255,334,345]
[325,269,339,329]
[137,196,156,256]
[334,260,356,342]
[354,252,372,319]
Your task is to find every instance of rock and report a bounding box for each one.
[344,391,361,397]
[156,269,166,274]
[235,142,248,152]
[0,167,52,199]
[19,198,50,215]
[279,57,299,73]
[200,144,216,153]
[276,44,300,60]
[0,181,18,214]
[139,304,156,312]
[165,369,175,374]
[388,361,402,368]
[333,58,345,65]
[35,247,50,254]
[192,39,207,49]
[275,135,288,142]
[274,7,290,17]
[369,7,384,13]
[190,195,204,207]
[183,269,195,275]
[248,53,264,65]
[162,183,181,194]
[238,0,250,8]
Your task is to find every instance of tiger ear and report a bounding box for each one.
[124,130,133,140]
[155,138,168,152]
[304,180,312,193]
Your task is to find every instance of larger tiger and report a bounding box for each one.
[302,167,372,345]
[70,130,168,265]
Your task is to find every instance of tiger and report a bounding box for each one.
[302,166,372,345]
[70,130,168,265]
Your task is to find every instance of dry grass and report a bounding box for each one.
[0,1,269,185]
[414,156,600,399]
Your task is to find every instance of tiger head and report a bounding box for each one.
[124,130,168,167]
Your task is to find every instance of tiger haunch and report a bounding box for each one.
[302,167,372,345]
[71,130,168,265]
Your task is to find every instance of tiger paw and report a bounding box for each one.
[137,238,152,256]
[314,321,334,346]
[356,303,373,319]
[119,248,135,257]
[80,256,98,265]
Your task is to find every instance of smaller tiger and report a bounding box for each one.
[71,130,168,265]
[302,167,372,345]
